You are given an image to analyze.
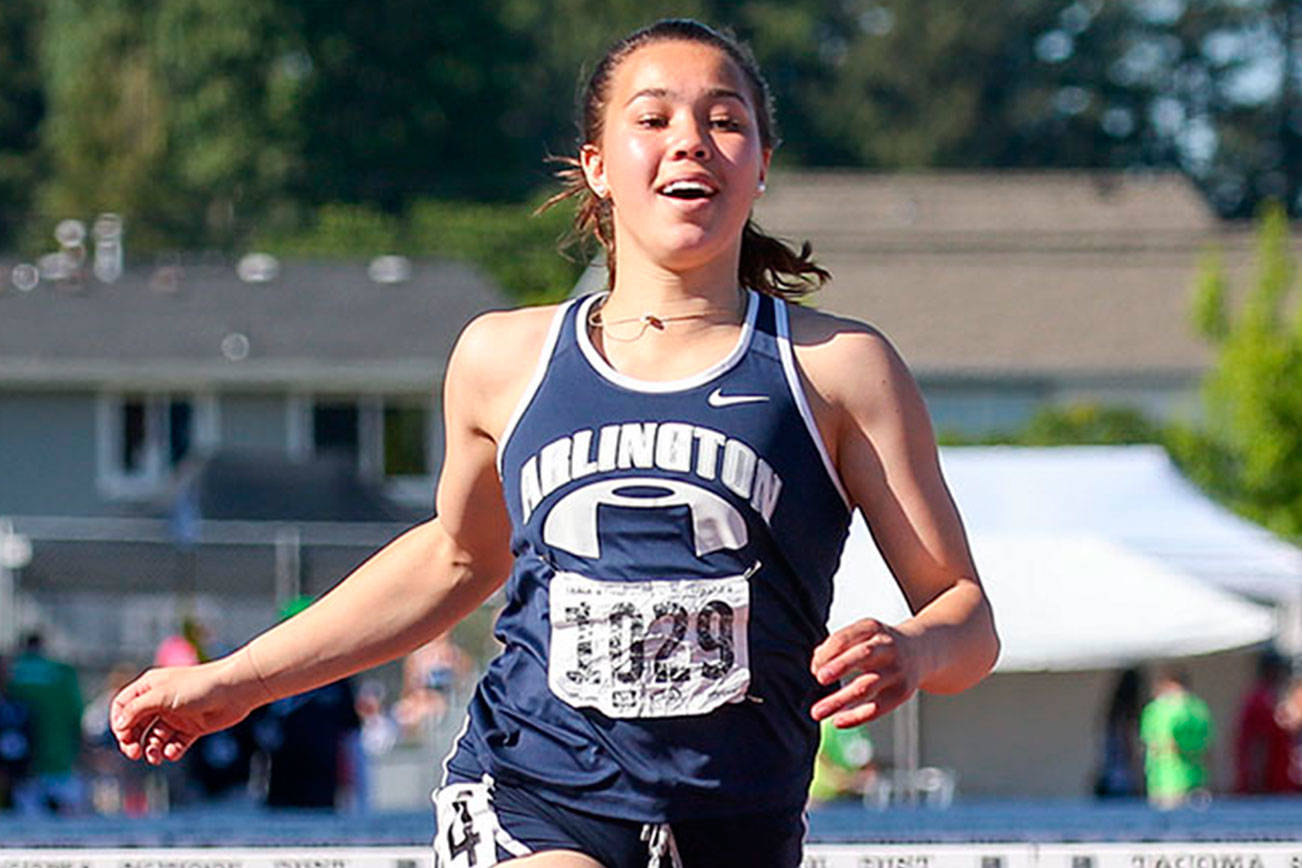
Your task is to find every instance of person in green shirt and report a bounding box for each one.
[808,716,876,805]
[1140,666,1213,808]
[7,631,85,815]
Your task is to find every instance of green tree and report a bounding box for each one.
[283,0,543,208]
[257,191,583,304]
[0,0,45,248]
[38,0,301,251]
[937,402,1161,447]
[1179,200,1302,537]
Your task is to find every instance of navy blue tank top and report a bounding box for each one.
[444,290,852,821]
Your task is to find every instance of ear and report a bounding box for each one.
[580,143,608,198]
[756,147,773,197]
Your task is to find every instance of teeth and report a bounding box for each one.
[661,180,714,196]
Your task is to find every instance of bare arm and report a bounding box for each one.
[111,312,522,764]
[793,313,999,727]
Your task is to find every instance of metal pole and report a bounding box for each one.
[0,562,13,654]
[274,525,302,611]
[893,693,921,804]
[0,519,32,654]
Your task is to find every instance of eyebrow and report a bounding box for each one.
[624,87,749,107]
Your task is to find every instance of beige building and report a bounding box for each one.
[754,170,1257,435]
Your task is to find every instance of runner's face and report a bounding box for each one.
[583,41,770,274]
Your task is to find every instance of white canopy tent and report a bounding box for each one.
[829,445,1284,672]
[827,445,1291,797]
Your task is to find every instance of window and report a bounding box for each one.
[313,402,360,464]
[121,397,148,474]
[292,394,435,505]
[384,403,429,477]
[98,393,215,499]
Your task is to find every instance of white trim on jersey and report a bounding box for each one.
[773,300,853,509]
[575,290,760,393]
[436,713,473,790]
[496,299,577,477]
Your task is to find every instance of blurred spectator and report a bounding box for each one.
[349,678,401,815]
[81,663,152,815]
[356,679,398,759]
[154,634,200,668]
[1140,666,1213,809]
[1094,668,1146,798]
[189,717,257,806]
[7,631,85,815]
[807,717,876,806]
[252,596,361,810]
[392,632,471,740]
[0,656,34,810]
[253,679,359,809]
[1234,649,1294,794]
[1273,677,1302,788]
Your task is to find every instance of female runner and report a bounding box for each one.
[111,19,998,868]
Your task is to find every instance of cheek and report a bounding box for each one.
[607,137,658,189]
[724,138,764,181]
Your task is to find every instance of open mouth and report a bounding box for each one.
[658,179,718,200]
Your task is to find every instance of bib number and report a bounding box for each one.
[548,571,750,718]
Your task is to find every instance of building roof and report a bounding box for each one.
[753,170,1242,380]
[182,451,427,523]
[0,256,508,390]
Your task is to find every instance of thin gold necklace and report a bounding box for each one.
[587,290,747,341]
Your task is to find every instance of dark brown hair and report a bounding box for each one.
[537,19,830,299]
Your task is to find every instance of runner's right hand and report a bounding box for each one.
[110,657,262,765]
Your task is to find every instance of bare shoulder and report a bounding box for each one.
[452,303,562,383]
[446,302,566,438]
[785,301,911,417]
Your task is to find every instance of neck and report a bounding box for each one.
[600,235,745,321]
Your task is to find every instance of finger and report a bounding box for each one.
[814,633,896,685]
[111,676,160,739]
[115,706,158,759]
[832,683,912,727]
[162,732,196,762]
[829,701,879,728]
[811,671,893,721]
[110,678,149,734]
[143,719,173,766]
[811,618,882,674]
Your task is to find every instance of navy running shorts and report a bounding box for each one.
[433,773,806,868]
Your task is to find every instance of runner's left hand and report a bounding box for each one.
[809,618,922,727]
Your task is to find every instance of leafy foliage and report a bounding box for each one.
[15,0,1302,254]
[1176,201,1302,538]
[37,0,301,251]
[257,193,583,304]
[938,403,1162,447]
[0,0,45,247]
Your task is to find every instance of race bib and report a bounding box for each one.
[548,570,750,718]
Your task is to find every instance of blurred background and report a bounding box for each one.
[3,0,1302,837]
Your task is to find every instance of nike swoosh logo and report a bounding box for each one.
[707,387,769,408]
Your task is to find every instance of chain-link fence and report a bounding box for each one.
[4,515,414,673]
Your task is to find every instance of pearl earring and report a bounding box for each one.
[757,181,767,193]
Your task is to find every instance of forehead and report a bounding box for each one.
[610,40,753,107]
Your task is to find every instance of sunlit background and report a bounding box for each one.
[3,0,1302,859]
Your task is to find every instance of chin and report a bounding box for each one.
[657,222,741,259]
[652,239,729,272]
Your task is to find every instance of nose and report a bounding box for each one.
[671,116,712,161]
